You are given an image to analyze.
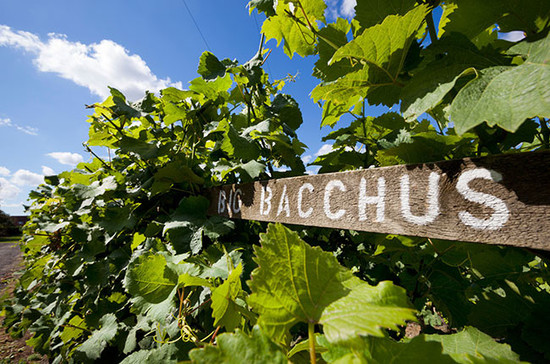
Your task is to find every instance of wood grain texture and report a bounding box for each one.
[206,151,550,250]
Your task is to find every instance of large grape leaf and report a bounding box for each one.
[124,253,178,303]
[247,223,355,344]
[261,0,326,58]
[312,5,428,107]
[319,335,454,364]
[425,326,523,363]
[401,34,507,121]
[189,326,286,364]
[450,33,550,134]
[320,281,416,343]
[443,0,550,39]
[354,0,417,30]
[211,263,244,331]
[313,18,356,82]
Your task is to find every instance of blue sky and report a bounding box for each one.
[0,0,362,215]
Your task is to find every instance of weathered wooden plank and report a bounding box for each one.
[207,151,550,250]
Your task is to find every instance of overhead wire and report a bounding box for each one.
[181,0,212,51]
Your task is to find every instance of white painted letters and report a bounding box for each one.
[260,186,272,216]
[400,172,441,225]
[233,188,242,213]
[358,177,386,222]
[218,190,227,214]
[456,168,509,230]
[324,180,346,220]
[277,185,290,217]
[298,183,314,218]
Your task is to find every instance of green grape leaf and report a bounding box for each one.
[238,160,266,179]
[320,281,416,343]
[261,0,326,58]
[355,0,416,30]
[376,131,475,165]
[77,314,119,360]
[118,135,159,159]
[189,73,233,100]
[319,335,454,364]
[425,326,523,363]
[211,263,244,331]
[198,51,227,80]
[443,0,550,39]
[125,253,178,303]
[268,94,303,131]
[120,343,179,364]
[151,163,204,195]
[313,5,428,107]
[248,0,276,17]
[248,223,354,344]
[189,326,287,364]
[60,316,87,344]
[331,5,427,79]
[314,18,356,82]
[221,121,261,160]
[401,34,507,121]
[451,34,550,133]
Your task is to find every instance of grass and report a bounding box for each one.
[0,236,21,244]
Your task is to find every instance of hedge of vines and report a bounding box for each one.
[2,0,550,363]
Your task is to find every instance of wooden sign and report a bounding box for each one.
[207,152,550,251]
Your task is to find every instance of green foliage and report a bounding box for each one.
[2,1,550,363]
[189,326,287,364]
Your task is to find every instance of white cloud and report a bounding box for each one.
[42,166,55,175]
[0,166,10,176]
[500,31,526,42]
[301,155,313,164]
[315,144,334,156]
[47,152,84,166]
[0,117,38,136]
[325,0,355,20]
[0,25,182,100]
[0,177,21,200]
[340,0,356,18]
[11,169,44,186]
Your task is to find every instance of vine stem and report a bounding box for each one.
[308,322,316,364]
[425,9,438,44]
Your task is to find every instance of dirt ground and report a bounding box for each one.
[0,241,48,363]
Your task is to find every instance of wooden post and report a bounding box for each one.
[207,151,550,251]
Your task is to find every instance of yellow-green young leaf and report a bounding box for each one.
[261,0,326,58]
[247,223,354,344]
[124,253,178,303]
[189,326,286,364]
[320,281,416,343]
[131,233,146,251]
[451,33,550,134]
[211,263,244,331]
[60,316,87,344]
[314,5,428,107]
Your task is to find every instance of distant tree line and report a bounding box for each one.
[0,209,21,237]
